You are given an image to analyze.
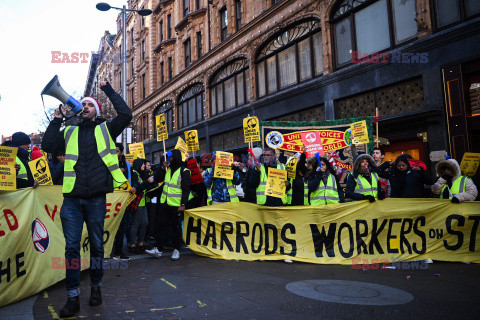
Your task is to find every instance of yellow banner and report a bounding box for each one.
[214,151,234,180]
[183,199,480,264]
[28,157,53,185]
[129,142,145,159]
[265,168,287,198]
[243,116,261,143]
[286,157,298,180]
[350,120,369,144]
[156,113,169,141]
[460,152,480,177]
[0,146,17,191]
[175,137,188,161]
[0,186,130,307]
[185,130,199,152]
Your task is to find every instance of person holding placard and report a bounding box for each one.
[432,158,478,203]
[286,152,309,206]
[345,154,384,202]
[307,156,344,205]
[11,132,39,189]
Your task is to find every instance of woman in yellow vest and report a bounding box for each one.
[307,156,344,205]
[9,132,39,188]
[345,154,385,202]
[432,158,478,202]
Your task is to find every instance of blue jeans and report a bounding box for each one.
[60,196,106,297]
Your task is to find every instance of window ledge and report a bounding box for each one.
[154,0,174,14]
[175,8,207,32]
[154,38,177,53]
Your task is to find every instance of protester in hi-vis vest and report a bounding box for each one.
[247,148,288,206]
[146,149,191,261]
[41,81,132,318]
[286,152,309,206]
[10,132,39,189]
[204,151,244,205]
[431,158,478,203]
[308,156,345,205]
[345,154,385,202]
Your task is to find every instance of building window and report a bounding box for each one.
[130,58,134,77]
[433,0,480,29]
[196,0,201,10]
[159,20,164,42]
[184,38,191,68]
[141,40,145,61]
[168,57,173,80]
[141,7,145,27]
[197,32,202,58]
[154,100,174,134]
[272,0,281,5]
[210,58,250,116]
[160,61,164,85]
[130,88,135,108]
[131,29,134,47]
[184,0,190,17]
[220,7,228,41]
[332,0,418,67]
[138,114,148,141]
[256,19,323,98]
[142,73,146,99]
[167,14,172,38]
[178,83,204,128]
[235,0,242,30]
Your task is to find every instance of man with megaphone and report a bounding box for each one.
[42,80,132,318]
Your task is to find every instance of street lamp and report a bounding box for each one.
[96,2,152,153]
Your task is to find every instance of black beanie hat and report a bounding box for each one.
[11,132,31,147]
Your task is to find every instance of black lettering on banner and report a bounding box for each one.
[0,258,11,283]
[369,219,387,254]
[280,223,297,256]
[355,220,368,254]
[387,218,401,254]
[251,223,263,254]
[310,223,336,257]
[444,214,465,251]
[103,231,110,244]
[220,222,234,252]
[413,216,426,254]
[400,218,413,254]
[264,224,278,255]
[235,221,249,254]
[185,217,202,245]
[16,252,26,278]
[203,220,217,249]
[82,237,89,253]
[338,222,354,258]
[468,216,480,252]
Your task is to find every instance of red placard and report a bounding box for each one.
[407,159,427,171]
[187,158,204,184]
[301,131,325,158]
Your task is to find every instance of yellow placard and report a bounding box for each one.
[116,180,132,191]
[129,142,145,159]
[41,150,48,159]
[0,146,17,191]
[175,137,189,161]
[286,157,298,180]
[156,113,169,141]
[185,130,200,152]
[243,116,261,143]
[350,120,369,144]
[265,167,287,199]
[214,151,234,180]
[460,152,480,177]
[28,157,53,185]
[125,154,135,164]
[183,199,480,264]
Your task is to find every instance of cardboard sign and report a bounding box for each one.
[286,157,298,179]
[460,152,480,177]
[265,168,287,199]
[214,151,234,180]
[125,154,135,164]
[185,130,200,152]
[301,131,325,158]
[28,157,53,185]
[243,116,261,143]
[156,113,169,141]
[0,146,17,190]
[350,120,369,144]
[175,137,188,161]
[187,158,204,184]
[116,180,132,191]
[129,142,145,159]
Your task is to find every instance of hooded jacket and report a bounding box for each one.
[308,156,345,203]
[431,159,478,202]
[345,154,385,201]
[48,153,64,185]
[131,158,155,195]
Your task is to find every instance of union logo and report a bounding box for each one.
[31,218,50,253]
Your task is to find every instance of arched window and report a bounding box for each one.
[332,0,418,67]
[433,0,480,29]
[210,58,250,116]
[153,100,174,134]
[255,19,323,98]
[178,83,205,128]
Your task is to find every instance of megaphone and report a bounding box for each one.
[41,75,83,116]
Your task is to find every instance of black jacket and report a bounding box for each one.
[16,147,35,188]
[345,154,385,201]
[48,158,64,185]
[41,83,132,198]
[381,164,436,198]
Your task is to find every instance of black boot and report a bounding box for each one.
[60,296,80,318]
[89,287,102,306]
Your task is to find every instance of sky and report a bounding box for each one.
[0,0,126,138]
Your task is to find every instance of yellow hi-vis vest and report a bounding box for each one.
[310,173,340,205]
[160,167,193,207]
[205,168,239,205]
[354,172,379,198]
[286,178,309,205]
[16,157,28,180]
[63,122,126,193]
[440,176,468,199]
[132,169,146,207]
[256,164,287,205]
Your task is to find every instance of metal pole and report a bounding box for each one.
[122,5,128,153]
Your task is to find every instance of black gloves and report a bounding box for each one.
[364,195,376,203]
[451,196,460,204]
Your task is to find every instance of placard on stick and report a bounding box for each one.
[28,157,53,185]
[156,113,168,141]
[129,142,145,159]
[286,157,298,179]
[350,120,369,144]
[265,167,287,199]
[185,130,199,151]
[214,151,234,180]
[0,146,17,190]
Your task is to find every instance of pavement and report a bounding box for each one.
[1,248,479,320]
